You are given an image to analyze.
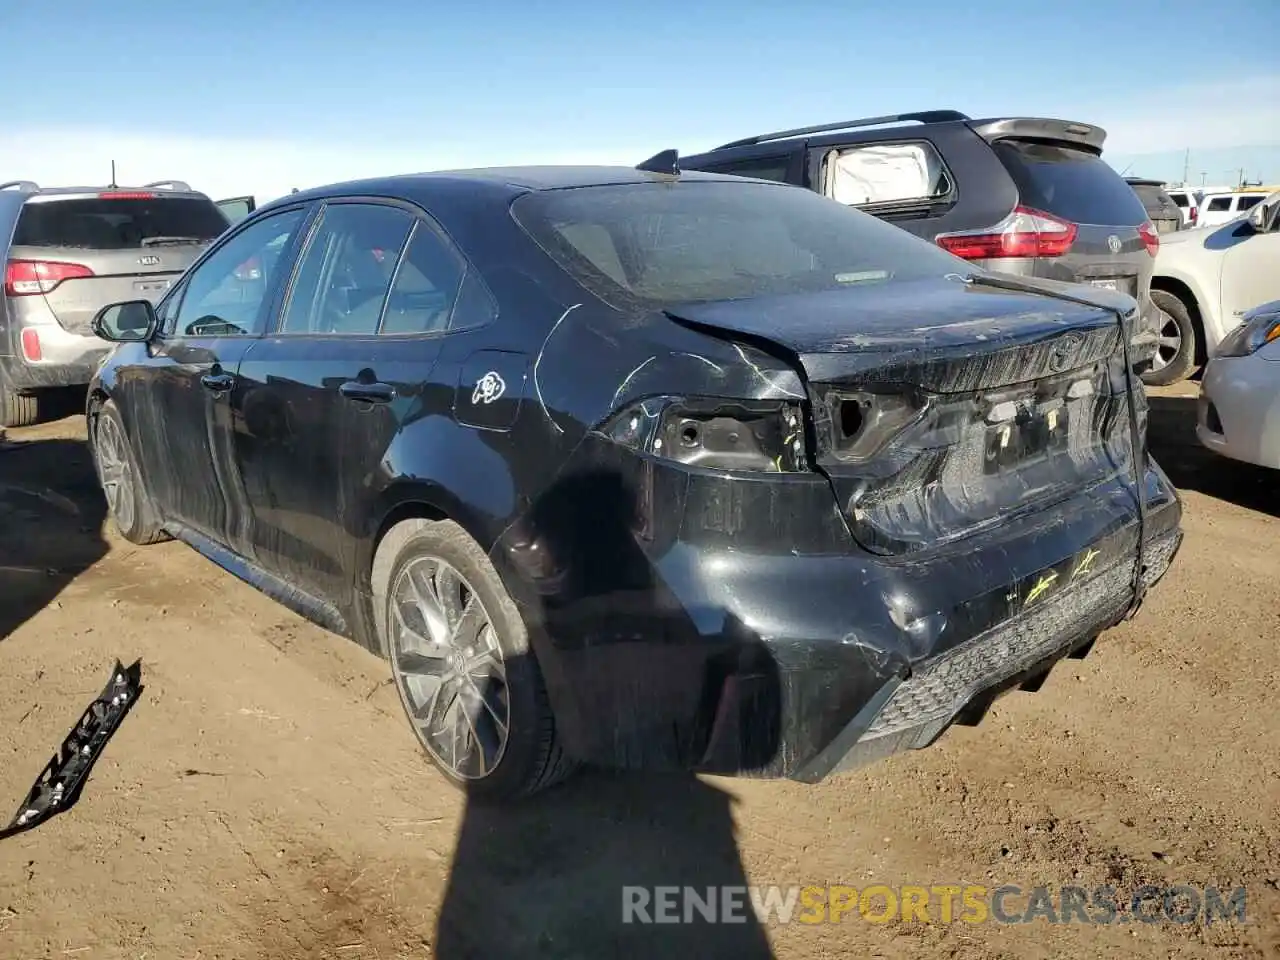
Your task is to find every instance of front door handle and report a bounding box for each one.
[201,372,235,393]
[339,380,395,404]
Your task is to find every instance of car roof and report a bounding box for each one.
[1,180,211,202]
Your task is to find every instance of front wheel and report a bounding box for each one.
[1142,290,1198,386]
[373,519,576,801]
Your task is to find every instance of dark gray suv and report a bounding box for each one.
[680,111,1162,378]
[0,180,229,426]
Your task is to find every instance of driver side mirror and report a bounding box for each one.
[1247,202,1271,232]
[91,300,158,342]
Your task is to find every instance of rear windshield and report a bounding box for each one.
[510,180,966,308]
[13,196,229,250]
[1129,184,1175,217]
[992,141,1149,226]
[1169,194,1189,207]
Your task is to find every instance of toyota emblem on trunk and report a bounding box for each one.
[1049,332,1086,372]
[1106,235,1121,254]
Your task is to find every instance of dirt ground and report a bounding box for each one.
[1,382,1277,959]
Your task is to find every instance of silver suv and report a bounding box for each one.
[1,179,229,426]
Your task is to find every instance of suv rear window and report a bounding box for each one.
[13,196,229,250]
[991,141,1149,226]
[511,180,965,308]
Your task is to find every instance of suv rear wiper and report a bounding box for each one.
[140,236,209,247]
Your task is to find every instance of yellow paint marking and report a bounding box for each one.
[1072,547,1101,581]
[1024,570,1059,606]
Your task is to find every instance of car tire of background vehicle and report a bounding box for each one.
[91,400,167,545]
[373,518,576,801]
[0,369,39,428]
[1143,290,1197,386]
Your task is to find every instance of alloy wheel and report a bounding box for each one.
[96,415,136,534]
[389,556,510,779]
[1150,310,1183,373]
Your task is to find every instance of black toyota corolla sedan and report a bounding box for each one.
[86,161,1182,799]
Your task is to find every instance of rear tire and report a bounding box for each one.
[1142,290,1197,386]
[91,400,167,545]
[373,518,576,801]
[0,370,39,428]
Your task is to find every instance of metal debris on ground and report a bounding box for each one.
[0,660,142,840]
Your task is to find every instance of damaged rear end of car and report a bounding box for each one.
[505,175,1182,783]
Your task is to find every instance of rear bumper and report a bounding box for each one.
[497,435,1183,779]
[1,321,111,390]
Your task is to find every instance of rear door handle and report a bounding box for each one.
[201,372,235,393]
[339,381,395,404]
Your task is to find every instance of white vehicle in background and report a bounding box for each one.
[1164,187,1202,228]
[1196,189,1271,228]
[1198,299,1280,469]
[1145,189,1280,385]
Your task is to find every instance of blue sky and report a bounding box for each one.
[3,0,1277,198]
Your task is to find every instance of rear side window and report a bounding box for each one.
[1206,197,1232,212]
[698,157,792,183]
[13,196,229,250]
[1238,195,1264,212]
[511,180,966,309]
[991,141,1148,226]
[821,141,953,207]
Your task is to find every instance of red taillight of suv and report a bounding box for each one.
[1138,221,1160,257]
[1188,206,1198,226]
[935,206,1078,260]
[4,259,95,296]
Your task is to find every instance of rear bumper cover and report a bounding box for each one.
[496,435,1183,780]
[2,321,110,390]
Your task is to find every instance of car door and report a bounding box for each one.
[233,198,494,610]
[1219,194,1280,329]
[129,205,310,548]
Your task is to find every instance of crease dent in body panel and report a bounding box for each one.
[532,303,582,434]
[732,343,805,399]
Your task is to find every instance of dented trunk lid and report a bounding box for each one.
[666,277,1140,555]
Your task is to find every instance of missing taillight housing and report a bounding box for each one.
[935,206,1078,260]
[603,397,808,473]
[823,391,928,463]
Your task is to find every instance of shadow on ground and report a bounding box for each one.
[1146,394,1278,518]
[0,403,108,641]
[435,769,775,959]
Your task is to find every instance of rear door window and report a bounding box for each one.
[990,140,1148,226]
[13,196,230,250]
[280,202,414,336]
[1238,195,1264,212]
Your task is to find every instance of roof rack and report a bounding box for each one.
[713,110,971,151]
[142,180,194,192]
[0,180,40,193]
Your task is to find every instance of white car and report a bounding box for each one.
[1198,300,1280,469]
[1164,187,1201,228]
[1144,189,1280,385]
[1196,190,1270,228]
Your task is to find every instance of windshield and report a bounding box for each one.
[510,179,968,309]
